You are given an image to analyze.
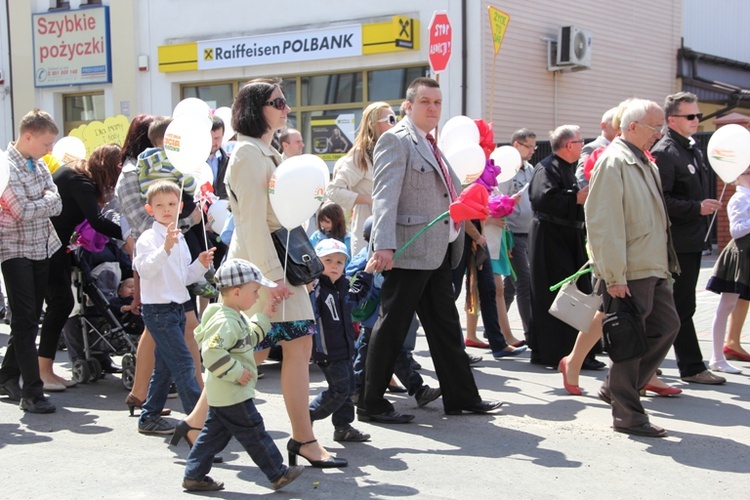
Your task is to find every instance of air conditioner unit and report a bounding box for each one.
[556,26,592,69]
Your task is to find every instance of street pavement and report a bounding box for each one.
[1,255,749,499]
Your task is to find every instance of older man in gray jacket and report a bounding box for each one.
[585,99,680,438]
[357,77,502,424]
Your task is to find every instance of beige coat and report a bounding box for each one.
[225,134,314,322]
[585,137,679,287]
[326,150,373,255]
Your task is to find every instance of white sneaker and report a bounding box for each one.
[709,360,743,374]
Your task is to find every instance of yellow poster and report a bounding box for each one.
[69,115,130,158]
[487,6,511,55]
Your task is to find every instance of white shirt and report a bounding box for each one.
[134,221,208,304]
[728,185,750,240]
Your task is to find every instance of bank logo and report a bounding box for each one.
[204,48,214,61]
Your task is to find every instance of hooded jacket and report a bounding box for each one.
[194,303,270,407]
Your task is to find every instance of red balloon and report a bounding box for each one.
[450,183,490,222]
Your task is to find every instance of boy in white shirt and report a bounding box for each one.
[134,180,214,434]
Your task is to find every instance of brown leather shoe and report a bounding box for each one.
[613,422,667,438]
[681,370,726,385]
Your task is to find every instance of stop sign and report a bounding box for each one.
[428,11,452,74]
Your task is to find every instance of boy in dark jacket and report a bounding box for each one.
[309,239,376,442]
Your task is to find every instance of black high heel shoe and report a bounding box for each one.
[170,420,223,464]
[170,420,201,447]
[287,438,347,468]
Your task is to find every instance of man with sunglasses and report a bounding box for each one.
[651,92,725,385]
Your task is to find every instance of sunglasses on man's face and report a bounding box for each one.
[378,115,397,126]
[264,97,288,110]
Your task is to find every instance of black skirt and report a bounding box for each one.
[706,234,750,300]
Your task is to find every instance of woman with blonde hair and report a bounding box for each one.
[326,101,397,255]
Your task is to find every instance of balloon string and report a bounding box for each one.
[199,200,209,250]
[392,211,450,260]
[282,229,290,321]
[704,183,728,243]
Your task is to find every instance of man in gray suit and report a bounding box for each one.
[576,106,618,188]
[358,77,502,423]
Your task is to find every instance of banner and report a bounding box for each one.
[32,6,112,87]
[68,115,130,158]
[198,25,361,70]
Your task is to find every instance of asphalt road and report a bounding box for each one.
[1,256,748,499]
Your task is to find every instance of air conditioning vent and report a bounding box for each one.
[557,26,592,69]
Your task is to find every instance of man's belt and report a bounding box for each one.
[535,213,585,230]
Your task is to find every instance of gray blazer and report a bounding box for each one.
[371,117,464,270]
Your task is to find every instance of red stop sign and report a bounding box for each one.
[428,12,452,74]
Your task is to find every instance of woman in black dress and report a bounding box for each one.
[38,144,123,390]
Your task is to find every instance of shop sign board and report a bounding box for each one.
[198,25,362,70]
[32,6,112,87]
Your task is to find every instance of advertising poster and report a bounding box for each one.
[310,114,355,163]
[32,6,112,87]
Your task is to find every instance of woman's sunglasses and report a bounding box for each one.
[378,115,397,126]
[264,97,288,110]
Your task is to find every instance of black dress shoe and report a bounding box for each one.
[613,422,667,438]
[0,378,22,402]
[581,357,606,371]
[357,409,415,424]
[445,400,504,415]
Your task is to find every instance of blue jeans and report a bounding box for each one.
[310,359,355,430]
[185,399,286,484]
[353,326,423,397]
[140,303,201,423]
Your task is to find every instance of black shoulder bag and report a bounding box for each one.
[602,296,648,363]
[271,226,324,286]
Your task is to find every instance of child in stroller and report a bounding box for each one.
[62,239,141,388]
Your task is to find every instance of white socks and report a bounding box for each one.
[709,359,743,374]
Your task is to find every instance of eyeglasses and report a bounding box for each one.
[636,122,664,135]
[264,97,288,110]
[378,115,397,126]
[671,113,703,121]
[569,140,585,145]
[518,142,537,151]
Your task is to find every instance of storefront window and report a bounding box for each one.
[63,92,105,135]
[301,72,363,106]
[182,83,234,109]
[368,67,429,102]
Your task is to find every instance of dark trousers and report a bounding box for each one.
[504,233,532,339]
[360,252,481,415]
[353,325,423,397]
[602,278,680,428]
[672,252,708,377]
[310,358,355,430]
[184,399,286,484]
[39,249,74,360]
[451,236,509,354]
[0,258,49,398]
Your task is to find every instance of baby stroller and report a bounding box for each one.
[63,243,140,389]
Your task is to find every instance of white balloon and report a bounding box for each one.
[0,152,9,196]
[707,124,750,183]
[213,107,235,143]
[163,116,212,176]
[207,199,229,234]
[192,162,215,192]
[52,136,87,164]
[439,116,479,153]
[269,154,328,229]
[490,146,523,183]
[173,98,211,121]
[444,140,486,185]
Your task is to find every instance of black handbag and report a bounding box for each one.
[271,226,324,286]
[602,296,648,362]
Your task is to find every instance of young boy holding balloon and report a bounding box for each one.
[133,180,215,434]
